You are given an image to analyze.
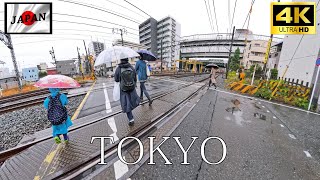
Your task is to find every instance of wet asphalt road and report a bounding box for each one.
[78,77,190,118]
[131,88,320,180]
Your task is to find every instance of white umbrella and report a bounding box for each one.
[94,46,140,67]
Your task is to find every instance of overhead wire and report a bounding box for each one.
[56,0,142,24]
[53,13,138,31]
[207,0,215,32]
[212,0,219,33]
[230,0,238,34]
[103,0,148,19]
[204,0,214,32]
[123,0,152,18]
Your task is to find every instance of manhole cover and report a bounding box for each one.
[254,113,266,120]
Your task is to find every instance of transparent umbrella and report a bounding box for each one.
[94,46,140,67]
[34,75,80,88]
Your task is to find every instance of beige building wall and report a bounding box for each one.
[241,40,269,69]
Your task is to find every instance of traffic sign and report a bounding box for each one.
[316,58,320,66]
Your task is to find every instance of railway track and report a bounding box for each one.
[53,78,207,180]
[0,89,49,104]
[0,75,209,166]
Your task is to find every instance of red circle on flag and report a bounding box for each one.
[21,11,35,26]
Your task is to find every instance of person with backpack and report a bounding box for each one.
[135,58,153,105]
[114,58,140,125]
[44,88,72,144]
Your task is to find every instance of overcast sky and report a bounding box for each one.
[0,0,294,72]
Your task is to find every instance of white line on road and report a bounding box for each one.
[288,134,297,139]
[103,83,112,113]
[103,83,129,179]
[114,158,129,179]
[280,124,284,127]
[273,116,277,119]
[214,89,320,116]
[258,102,261,104]
[304,151,312,158]
[262,105,265,108]
[267,110,270,113]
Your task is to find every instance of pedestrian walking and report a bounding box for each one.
[44,88,72,144]
[209,67,219,89]
[135,58,153,105]
[115,58,140,126]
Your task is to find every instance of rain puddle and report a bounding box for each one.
[254,113,266,120]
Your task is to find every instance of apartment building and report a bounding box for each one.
[242,40,269,69]
[139,18,158,56]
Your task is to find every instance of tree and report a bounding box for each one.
[39,71,47,78]
[270,68,278,79]
[249,64,262,74]
[229,47,240,71]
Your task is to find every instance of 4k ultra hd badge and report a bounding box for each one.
[4,2,52,34]
[271,2,316,35]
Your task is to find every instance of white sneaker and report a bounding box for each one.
[129,119,135,126]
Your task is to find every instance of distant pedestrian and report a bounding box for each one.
[44,88,72,144]
[115,58,140,126]
[135,58,153,105]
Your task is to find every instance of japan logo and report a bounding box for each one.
[4,2,52,34]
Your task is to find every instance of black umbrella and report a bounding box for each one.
[137,49,157,61]
[206,64,219,69]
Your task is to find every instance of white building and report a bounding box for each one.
[242,40,269,69]
[0,67,10,78]
[277,0,320,85]
[37,62,48,73]
[157,16,181,66]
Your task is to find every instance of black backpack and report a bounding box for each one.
[120,67,135,92]
[47,93,68,125]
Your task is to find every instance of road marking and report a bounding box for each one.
[262,105,265,108]
[267,110,270,113]
[114,158,129,179]
[103,83,112,113]
[71,81,96,120]
[289,134,296,139]
[304,151,312,158]
[273,116,277,119]
[214,89,320,116]
[280,124,284,127]
[258,102,261,104]
[108,117,119,142]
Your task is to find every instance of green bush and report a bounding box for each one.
[293,97,309,110]
[39,71,47,78]
[255,87,272,99]
[270,69,278,79]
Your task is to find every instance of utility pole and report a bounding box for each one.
[263,34,273,79]
[226,26,235,79]
[0,31,22,89]
[83,40,90,74]
[160,39,163,73]
[113,28,127,46]
[77,47,84,79]
[49,47,57,71]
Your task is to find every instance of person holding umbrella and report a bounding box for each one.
[135,51,155,105]
[34,75,81,144]
[114,58,140,125]
[206,64,220,89]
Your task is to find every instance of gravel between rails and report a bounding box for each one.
[0,95,85,151]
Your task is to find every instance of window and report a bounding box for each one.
[71,68,74,71]
[249,44,251,50]
[248,53,250,58]
[32,70,34,72]
[254,43,260,47]
[29,70,30,72]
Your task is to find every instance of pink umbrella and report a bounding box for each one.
[34,75,80,88]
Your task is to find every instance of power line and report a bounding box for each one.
[14,37,113,45]
[103,0,148,18]
[230,0,238,33]
[54,13,138,31]
[56,0,141,24]
[212,0,219,33]
[228,0,231,33]
[204,0,214,32]
[123,0,152,17]
[207,0,215,32]
[288,35,304,66]
[52,20,139,36]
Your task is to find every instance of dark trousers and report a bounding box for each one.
[126,111,133,121]
[140,82,151,100]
